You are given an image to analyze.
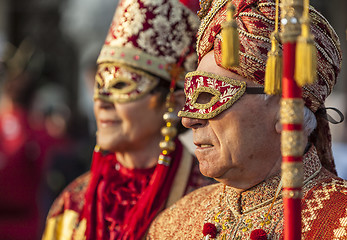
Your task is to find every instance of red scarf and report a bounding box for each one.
[82,139,183,240]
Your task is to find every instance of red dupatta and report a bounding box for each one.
[82,139,183,240]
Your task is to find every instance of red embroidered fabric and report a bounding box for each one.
[44,138,215,239]
[82,140,183,240]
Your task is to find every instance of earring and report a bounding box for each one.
[275,121,282,134]
[158,90,179,165]
[158,47,191,164]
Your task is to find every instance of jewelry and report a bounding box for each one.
[157,51,186,164]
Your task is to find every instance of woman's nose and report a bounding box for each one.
[95,98,115,109]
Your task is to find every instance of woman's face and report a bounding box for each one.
[94,93,166,152]
[93,64,166,152]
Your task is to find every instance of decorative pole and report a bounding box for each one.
[280,0,304,239]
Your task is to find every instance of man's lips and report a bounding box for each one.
[194,142,214,148]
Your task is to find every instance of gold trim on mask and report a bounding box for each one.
[178,70,247,119]
[191,86,221,110]
[94,63,159,103]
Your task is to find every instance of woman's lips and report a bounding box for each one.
[99,119,120,127]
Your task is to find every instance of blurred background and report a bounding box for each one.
[0,0,346,239]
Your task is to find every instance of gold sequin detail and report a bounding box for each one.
[280,98,304,124]
[282,162,304,188]
[281,130,305,157]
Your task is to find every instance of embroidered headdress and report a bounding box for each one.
[97,0,199,81]
[94,0,200,103]
[195,0,342,173]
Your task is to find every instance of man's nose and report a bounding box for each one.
[181,117,207,129]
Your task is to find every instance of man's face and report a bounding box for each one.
[181,51,282,191]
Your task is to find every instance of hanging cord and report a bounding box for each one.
[323,107,344,124]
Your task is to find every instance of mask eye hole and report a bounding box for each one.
[191,87,221,110]
[112,81,129,90]
[95,79,104,89]
[195,92,215,104]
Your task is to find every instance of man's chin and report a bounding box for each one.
[199,166,222,179]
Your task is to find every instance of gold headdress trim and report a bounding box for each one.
[97,46,171,81]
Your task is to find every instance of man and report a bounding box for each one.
[42,0,214,239]
[148,0,347,239]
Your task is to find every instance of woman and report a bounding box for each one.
[42,0,214,239]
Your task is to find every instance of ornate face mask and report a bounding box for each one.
[94,63,159,103]
[178,71,264,119]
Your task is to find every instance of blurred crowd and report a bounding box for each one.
[0,37,94,239]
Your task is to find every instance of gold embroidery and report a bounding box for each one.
[238,29,271,43]
[197,0,228,55]
[239,52,265,65]
[333,209,347,239]
[302,178,347,233]
[238,12,275,25]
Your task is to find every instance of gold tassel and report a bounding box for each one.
[264,32,282,95]
[294,0,317,87]
[264,0,282,95]
[221,3,239,68]
[159,90,178,155]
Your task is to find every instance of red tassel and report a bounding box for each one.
[119,140,183,240]
[250,229,268,240]
[203,223,217,238]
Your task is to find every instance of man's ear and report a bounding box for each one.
[269,95,281,134]
[275,120,282,134]
[172,89,185,113]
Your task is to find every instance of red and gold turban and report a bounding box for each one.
[197,0,341,113]
[196,0,342,173]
